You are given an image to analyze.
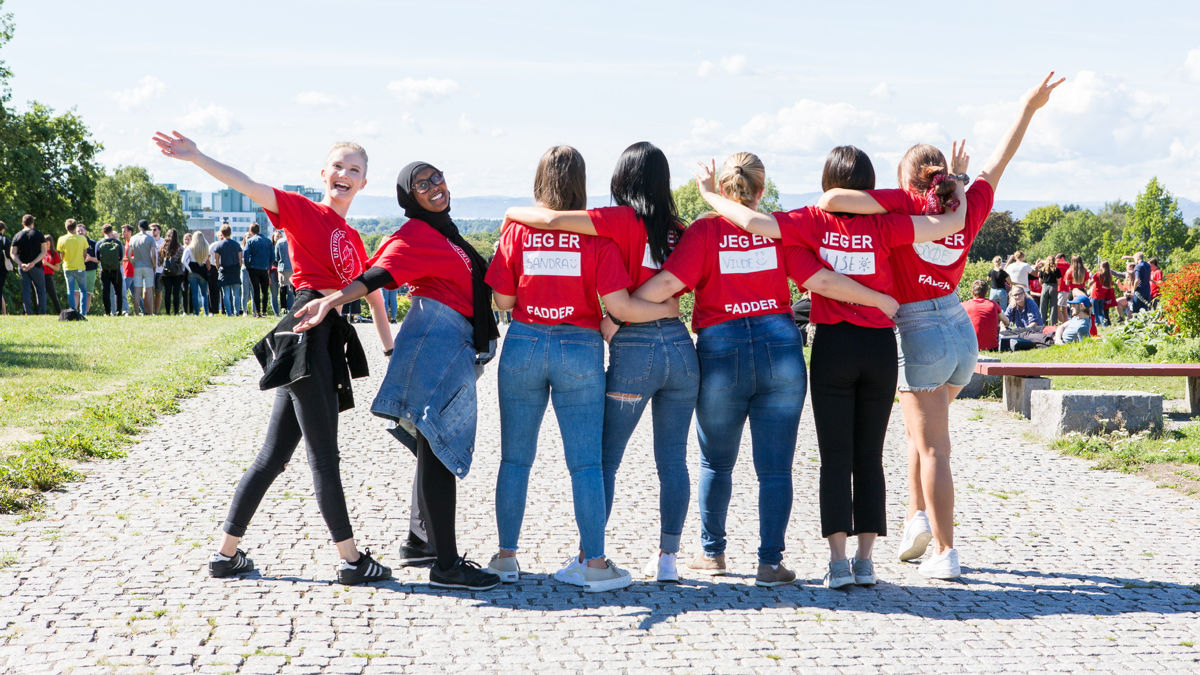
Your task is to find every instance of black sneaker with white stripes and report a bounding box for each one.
[337,550,392,586]
[209,549,255,578]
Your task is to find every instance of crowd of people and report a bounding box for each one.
[964,248,1163,351]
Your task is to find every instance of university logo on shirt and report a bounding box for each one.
[329,229,363,285]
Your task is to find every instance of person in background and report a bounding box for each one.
[1087,261,1115,327]
[158,228,186,314]
[243,223,273,317]
[1004,250,1033,292]
[11,214,49,315]
[1131,252,1152,314]
[211,224,244,316]
[1054,252,1070,323]
[186,230,212,316]
[96,224,125,316]
[1037,256,1060,325]
[1003,285,1043,329]
[42,243,63,314]
[79,223,100,315]
[182,232,193,314]
[0,221,10,315]
[128,220,158,315]
[240,232,254,316]
[268,230,281,316]
[962,280,1009,351]
[150,223,165,313]
[1149,257,1162,308]
[56,218,89,313]
[275,230,293,313]
[987,256,1009,307]
[1056,295,1093,344]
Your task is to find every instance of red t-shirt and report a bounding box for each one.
[663,216,818,332]
[961,297,1001,351]
[486,222,631,330]
[1064,267,1088,294]
[1056,259,1071,292]
[773,207,914,328]
[367,219,475,319]
[586,205,677,291]
[264,189,367,291]
[865,179,994,303]
[42,249,61,276]
[1150,269,1163,298]
[1089,271,1113,299]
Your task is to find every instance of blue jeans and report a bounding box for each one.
[221,284,243,316]
[190,275,211,315]
[988,288,1007,308]
[601,319,699,553]
[495,321,607,560]
[122,276,143,314]
[65,269,87,312]
[20,268,47,315]
[695,313,805,566]
[382,289,397,320]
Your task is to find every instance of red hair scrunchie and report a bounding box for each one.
[925,174,960,215]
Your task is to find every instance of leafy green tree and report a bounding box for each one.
[1032,209,1119,264]
[968,211,1022,262]
[1115,177,1188,259]
[93,166,186,231]
[1020,204,1064,248]
[672,177,781,225]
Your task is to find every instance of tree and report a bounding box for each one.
[968,210,1022,262]
[1034,209,1119,264]
[93,166,186,230]
[672,177,781,225]
[1115,177,1188,259]
[1020,204,1065,248]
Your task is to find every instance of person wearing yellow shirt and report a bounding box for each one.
[56,219,90,313]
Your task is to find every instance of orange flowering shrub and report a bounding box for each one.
[1160,262,1200,337]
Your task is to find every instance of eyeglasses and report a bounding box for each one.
[412,172,445,194]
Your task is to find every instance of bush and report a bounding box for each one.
[1160,262,1200,337]
[956,260,993,301]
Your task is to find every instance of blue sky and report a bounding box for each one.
[5,0,1200,207]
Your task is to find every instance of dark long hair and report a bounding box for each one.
[821,145,876,192]
[160,228,180,259]
[610,141,683,266]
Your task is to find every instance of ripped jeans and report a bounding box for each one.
[601,318,699,553]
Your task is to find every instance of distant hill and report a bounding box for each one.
[350,192,1200,224]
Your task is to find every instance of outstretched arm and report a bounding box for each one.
[977,72,1065,191]
[801,269,899,318]
[695,160,781,239]
[503,207,598,236]
[293,281,365,331]
[152,130,279,213]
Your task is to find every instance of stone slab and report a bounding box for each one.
[1030,389,1164,438]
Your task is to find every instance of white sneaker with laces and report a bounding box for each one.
[486,553,520,583]
[898,510,933,562]
[918,548,961,579]
[643,552,680,583]
[825,559,854,589]
[583,559,633,593]
[553,555,586,587]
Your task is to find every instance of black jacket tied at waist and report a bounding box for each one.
[252,289,369,412]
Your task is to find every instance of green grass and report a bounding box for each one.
[1053,424,1200,473]
[0,315,264,513]
[996,334,1199,399]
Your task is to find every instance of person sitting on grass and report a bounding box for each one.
[1056,295,1092,344]
[1003,285,1043,329]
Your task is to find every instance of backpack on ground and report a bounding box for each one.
[58,309,86,321]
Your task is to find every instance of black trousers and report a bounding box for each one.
[415,431,459,568]
[162,275,184,314]
[222,320,354,542]
[248,268,270,315]
[44,274,62,313]
[100,269,124,315]
[810,322,897,538]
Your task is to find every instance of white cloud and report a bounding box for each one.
[870,82,891,100]
[386,77,460,104]
[336,120,382,139]
[458,113,475,134]
[697,54,748,77]
[1186,49,1200,82]
[895,122,945,146]
[728,99,891,154]
[177,105,240,137]
[293,90,341,107]
[107,76,166,112]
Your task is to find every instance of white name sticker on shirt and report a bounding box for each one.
[912,240,965,267]
[641,244,662,270]
[523,250,582,276]
[718,248,777,275]
[820,247,876,276]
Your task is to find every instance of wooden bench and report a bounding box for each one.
[973,362,1200,417]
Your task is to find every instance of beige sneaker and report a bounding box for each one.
[688,553,727,576]
[755,562,797,587]
[486,553,520,583]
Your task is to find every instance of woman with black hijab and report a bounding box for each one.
[295,161,502,591]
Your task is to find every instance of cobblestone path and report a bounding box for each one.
[2,326,1198,673]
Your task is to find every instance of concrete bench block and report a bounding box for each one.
[1029,389,1163,439]
[1003,375,1051,418]
[959,357,1002,399]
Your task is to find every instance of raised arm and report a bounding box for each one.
[910,180,967,243]
[801,269,899,318]
[977,72,1064,191]
[152,130,279,214]
[503,207,598,236]
[695,160,781,239]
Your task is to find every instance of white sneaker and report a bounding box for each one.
[553,555,586,587]
[918,548,961,579]
[898,511,933,562]
[486,553,520,583]
[583,559,633,593]
[643,552,680,583]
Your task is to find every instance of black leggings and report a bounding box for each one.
[162,275,184,314]
[222,321,354,542]
[248,268,270,315]
[44,274,62,313]
[810,322,897,538]
[416,431,459,568]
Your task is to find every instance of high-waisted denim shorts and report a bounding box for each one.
[894,293,978,392]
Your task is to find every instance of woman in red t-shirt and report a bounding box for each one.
[684,148,966,589]
[633,152,901,587]
[485,146,677,593]
[1088,261,1115,326]
[500,141,697,582]
[41,246,63,314]
[154,130,395,586]
[813,73,1064,579]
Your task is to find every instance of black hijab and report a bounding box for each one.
[397,161,498,353]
